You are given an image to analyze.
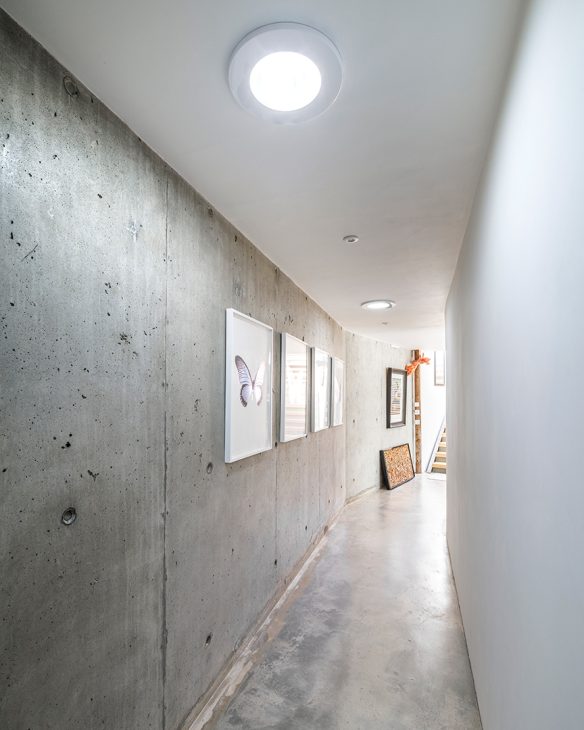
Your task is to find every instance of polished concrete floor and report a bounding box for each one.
[213,476,481,730]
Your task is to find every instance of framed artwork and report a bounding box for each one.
[434,350,446,386]
[311,347,331,432]
[380,444,415,489]
[225,308,273,463]
[386,367,407,428]
[280,333,309,442]
[331,357,345,427]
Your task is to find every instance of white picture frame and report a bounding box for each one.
[434,350,446,386]
[331,357,345,427]
[280,333,309,442]
[225,308,273,463]
[311,347,331,432]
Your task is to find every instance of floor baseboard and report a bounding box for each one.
[181,502,346,730]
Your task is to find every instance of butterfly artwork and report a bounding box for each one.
[235,356,266,407]
[225,309,273,463]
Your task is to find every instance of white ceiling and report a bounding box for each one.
[2,0,525,348]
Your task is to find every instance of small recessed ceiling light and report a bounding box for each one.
[229,23,342,124]
[361,300,396,311]
[343,234,359,244]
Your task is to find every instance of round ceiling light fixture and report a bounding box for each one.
[343,234,359,244]
[361,300,396,311]
[250,52,321,111]
[228,23,343,123]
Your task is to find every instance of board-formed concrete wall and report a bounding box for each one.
[345,333,413,499]
[0,11,345,729]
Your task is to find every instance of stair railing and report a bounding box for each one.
[426,416,446,473]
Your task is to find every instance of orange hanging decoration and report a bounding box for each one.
[405,355,430,376]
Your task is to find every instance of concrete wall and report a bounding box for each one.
[345,333,413,499]
[0,12,345,729]
[446,1,584,728]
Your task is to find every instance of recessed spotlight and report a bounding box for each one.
[343,234,359,244]
[229,23,343,124]
[361,300,395,311]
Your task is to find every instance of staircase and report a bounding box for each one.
[431,425,447,473]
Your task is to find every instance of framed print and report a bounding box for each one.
[311,347,331,432]
[434,350,446,386]
[331,357,345,427]
[386,367,407,428]
[280,333,309,442]
[225,309,273,463]
[380,444,415,489]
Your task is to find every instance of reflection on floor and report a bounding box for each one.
[213,476,481,730]
[426,472,447,482]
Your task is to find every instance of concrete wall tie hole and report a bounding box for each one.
[63,76,79,97]
[61,507,77,526]
[206,462,213,475]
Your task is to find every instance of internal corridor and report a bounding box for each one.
[210,476,480,730]
[3,3,582,728]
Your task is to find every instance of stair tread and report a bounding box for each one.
[430,425,448,472]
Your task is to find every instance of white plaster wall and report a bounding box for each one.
[420,352,446,470]
[446,1,584,728]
